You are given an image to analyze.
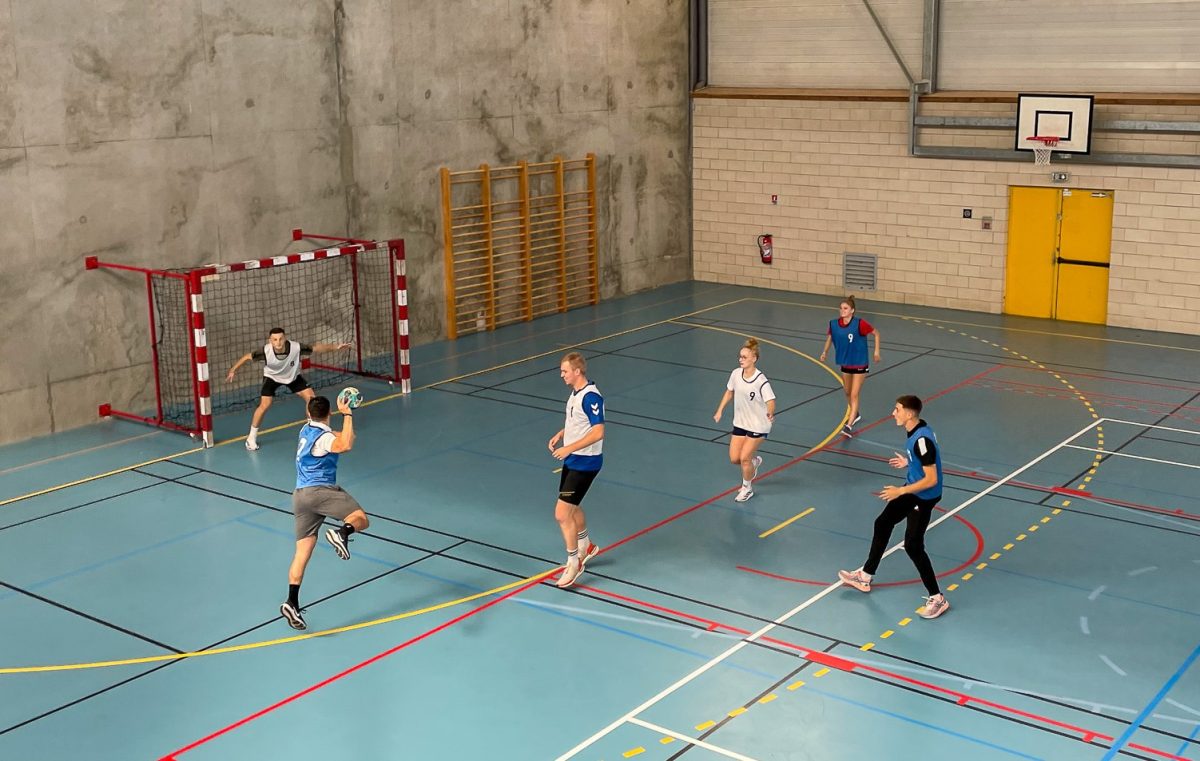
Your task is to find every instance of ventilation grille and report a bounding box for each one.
[843,253,878,291]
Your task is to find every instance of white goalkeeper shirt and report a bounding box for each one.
[262,341,304,384]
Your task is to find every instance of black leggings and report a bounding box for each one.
[862,493,941,596]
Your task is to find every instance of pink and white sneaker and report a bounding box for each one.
[838,569,872,593]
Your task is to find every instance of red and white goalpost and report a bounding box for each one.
[86,231,410,447]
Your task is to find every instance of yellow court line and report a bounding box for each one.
[220,298,755,448]
[759,507,815,539]
[1,297,753,505]
[0,430,163,478]
[670,319,846,387]
[0,568,558,674]
[0,447,205,509]
[744,296,1200,354]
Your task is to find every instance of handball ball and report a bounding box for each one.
[338,387,363,409]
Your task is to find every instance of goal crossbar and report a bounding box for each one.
[85,235,410,447]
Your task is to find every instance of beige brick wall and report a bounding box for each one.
[693,98,1200,334]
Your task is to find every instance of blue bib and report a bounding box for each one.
[830,317,869,368]
[905,422,942,501]
[296,423,339,488]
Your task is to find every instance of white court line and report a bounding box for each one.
[626,717,760,761]
[1101,418,1200,436]
[555,418,1104,760]
[1063,445,1200,471]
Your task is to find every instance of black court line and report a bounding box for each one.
[17,461,1181,753]
[0,542,462,737]
[442,323,705,394]
[702,314,1200,389]
[809,450,1200,539]
[664,649,831,761]
[166,465,1194,749]
[1142,434,1200,451]
[0,477,171,530]
[1035,390,1200,512]
[0,467,210,658]
[0,580,183,656]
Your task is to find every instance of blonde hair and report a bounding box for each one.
[561,351,586,373]
[741,337,760,360]
[842,295,857,312]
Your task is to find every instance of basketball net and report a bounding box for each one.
[1027,136,1059,166]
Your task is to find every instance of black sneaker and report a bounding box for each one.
[325,527,351,560]
[280,602,307,630]
[841,424,854,438]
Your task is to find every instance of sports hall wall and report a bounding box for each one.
[693,0,1200,334]
[0,1,690,445]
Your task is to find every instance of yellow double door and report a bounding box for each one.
[1004,186,1114,324]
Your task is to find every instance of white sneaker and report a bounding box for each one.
[556,559,582,588]
[579,543,600,568]
[734,486,754,503]
[751,456,763,479]
[245,439,260,451]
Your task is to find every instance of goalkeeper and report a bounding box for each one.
[226,327,350,450]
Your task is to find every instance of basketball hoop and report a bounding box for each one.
[1026,136,1060,166]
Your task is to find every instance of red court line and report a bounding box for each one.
[161,575,545,760]
[577,585,1189,761]
[737,508,985,588]
[820,447,1200,524]
[163,363,1005,757]
[975,376,1200,412]
[999,364,1200,394]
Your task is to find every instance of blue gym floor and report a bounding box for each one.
[1,281,1198,761]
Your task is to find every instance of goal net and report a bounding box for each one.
[86,236,410,446]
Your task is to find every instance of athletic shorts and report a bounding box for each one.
[731,426,767,439]
[840,366,869,375]
[558,467,599,506]
[292,485,362,539]
[262,375,310,397]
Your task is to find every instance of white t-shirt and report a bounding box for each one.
[307,421,336,456]
[727,368,775,434]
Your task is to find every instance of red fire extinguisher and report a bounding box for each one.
[757,234,773,265]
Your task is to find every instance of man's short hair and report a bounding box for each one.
[561,351,586,373]
[896,395,923,415]
[308,395,331,419]
[269,327,286,337]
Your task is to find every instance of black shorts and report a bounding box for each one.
[840,366,869,375]
[558,467,599,506]
[731,426,767,439]
[261,375,310,397]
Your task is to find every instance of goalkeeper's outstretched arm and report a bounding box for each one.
[226,352,255,382]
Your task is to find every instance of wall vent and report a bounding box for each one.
[843,253,878,291]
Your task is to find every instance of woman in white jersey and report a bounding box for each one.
[713,337,776,503]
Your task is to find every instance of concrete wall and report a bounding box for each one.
[692,97,1200,333]
[0,0,691,444]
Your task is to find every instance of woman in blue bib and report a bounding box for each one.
[819,296,881,437]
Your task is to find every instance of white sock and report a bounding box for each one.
[742,479,752,489]
[577,530,591,553]
[249,426,259,438]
